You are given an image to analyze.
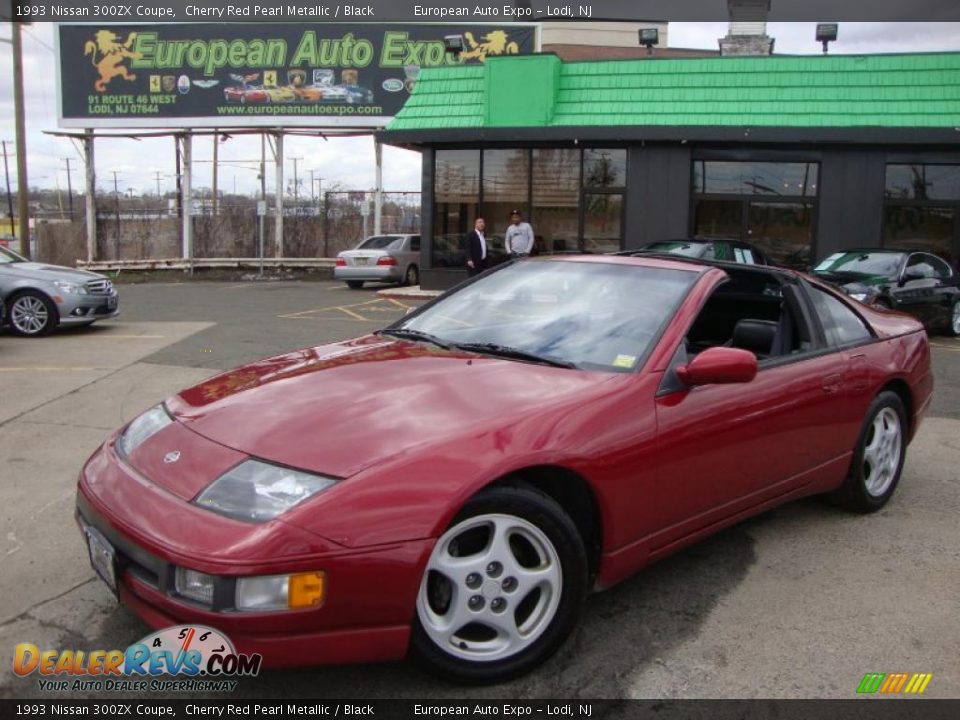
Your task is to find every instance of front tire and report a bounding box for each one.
[829,391,907,513]
[948,299,960,337]
[8,291,57,336]
[412,485,588,684]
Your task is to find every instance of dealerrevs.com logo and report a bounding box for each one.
[14,625,261,693]
[857,672,933,695]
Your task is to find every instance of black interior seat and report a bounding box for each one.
[731,319,779,358]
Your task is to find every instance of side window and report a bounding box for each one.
[410,236,421,252]
[732,246,757,265]
[808,287,873,347]
[926,254,952,280]
[905,254,936,279]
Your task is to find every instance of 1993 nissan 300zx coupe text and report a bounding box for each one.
[76,255,932,683]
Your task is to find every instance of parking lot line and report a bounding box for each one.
[930,343,960,352]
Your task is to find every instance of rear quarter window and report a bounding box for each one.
[808,286,873,347]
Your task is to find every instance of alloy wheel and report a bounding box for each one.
[417,513,563,663]
[861,407,902,497]
[10,295,50,335]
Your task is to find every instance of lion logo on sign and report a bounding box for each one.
[461,31,520,62]
[84,30,143,93]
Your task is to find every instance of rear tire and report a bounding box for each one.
[345,280,364,289]
[411,485,588,684]
[8,291,57,337]
[404,264,419,287]
[829,391,907,513]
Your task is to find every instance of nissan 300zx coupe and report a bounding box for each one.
[75,254,932,683]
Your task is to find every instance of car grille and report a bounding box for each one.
[85,278,114,295]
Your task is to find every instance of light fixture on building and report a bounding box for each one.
[639,28,659,56]
[443,35,465,58]
[816,24,838,54]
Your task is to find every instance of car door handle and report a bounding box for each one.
[821,374,843,394]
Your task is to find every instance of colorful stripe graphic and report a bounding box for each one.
[857,672,933,694]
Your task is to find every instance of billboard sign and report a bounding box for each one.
[56,23,537,129]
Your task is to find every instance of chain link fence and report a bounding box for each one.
[37,191,421,264]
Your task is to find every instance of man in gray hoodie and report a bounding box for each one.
[504,209,535,258]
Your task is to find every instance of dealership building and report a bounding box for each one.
[379,50,960,289]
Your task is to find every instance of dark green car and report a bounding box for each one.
[813,249,960,336]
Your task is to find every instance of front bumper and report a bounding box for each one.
[57,291,120,325]
[76,440,432,668]
[334,266,403,283]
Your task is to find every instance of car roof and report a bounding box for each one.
[540,252,797,280]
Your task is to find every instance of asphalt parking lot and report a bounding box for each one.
[1,279,958,700]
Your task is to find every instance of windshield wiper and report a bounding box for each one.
[451,342,576,369]
[379,327,451,350]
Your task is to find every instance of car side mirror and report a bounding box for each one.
[675,347,758,387]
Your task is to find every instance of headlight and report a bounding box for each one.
[848,293,870,303]
[236,572,325,611]
[175,567,215,606]
[194,460,338,522]
[53,280,87,295]
[117,404,173,458]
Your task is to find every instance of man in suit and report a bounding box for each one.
[466,217,487,277]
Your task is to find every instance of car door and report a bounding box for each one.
[894,253,942,326]
[925,254,959,328]
[649,279,854,549]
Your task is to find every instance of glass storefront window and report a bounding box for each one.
[532,149,580,255]
[583,193,623,253]
[747,202,815,270]
[693,161,818,197]
[433,150,480,268]
[483,149,530,258]
[885,165,960,201]
[882,205,954,264]
[694,200,742,240]
[584,149,626,189]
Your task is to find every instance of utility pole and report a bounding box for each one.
[291,156,303,208]
[112,170,121,260]
[12,23,30,258]
[64,158,75,221]
[155,170,162,218]
[211,130,219,215]
[2,140,14,238]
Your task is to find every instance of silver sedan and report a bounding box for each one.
[334,234,421,289]
[0,245,119,337]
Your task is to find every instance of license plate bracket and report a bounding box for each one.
[85,526,118,597]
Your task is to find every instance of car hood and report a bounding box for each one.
[814,270,891,290]
[2,262,105,283]
[165,335,612,479]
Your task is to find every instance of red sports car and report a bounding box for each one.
[75,255,932,683]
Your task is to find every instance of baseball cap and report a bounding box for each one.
[510,209,522,216]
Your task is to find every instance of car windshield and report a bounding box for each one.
[359,236,404,251]
[0,245,26,264]
[389,260,697,372]
[645,241,707,258]
[814,252,905,279]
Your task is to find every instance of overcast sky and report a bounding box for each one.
[1,21,959,202]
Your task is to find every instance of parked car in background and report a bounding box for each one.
[640,238,769,265]
[335,234,421,289]
[75,255,932,682]
[0,245,119,336]
[813,249,960,336]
